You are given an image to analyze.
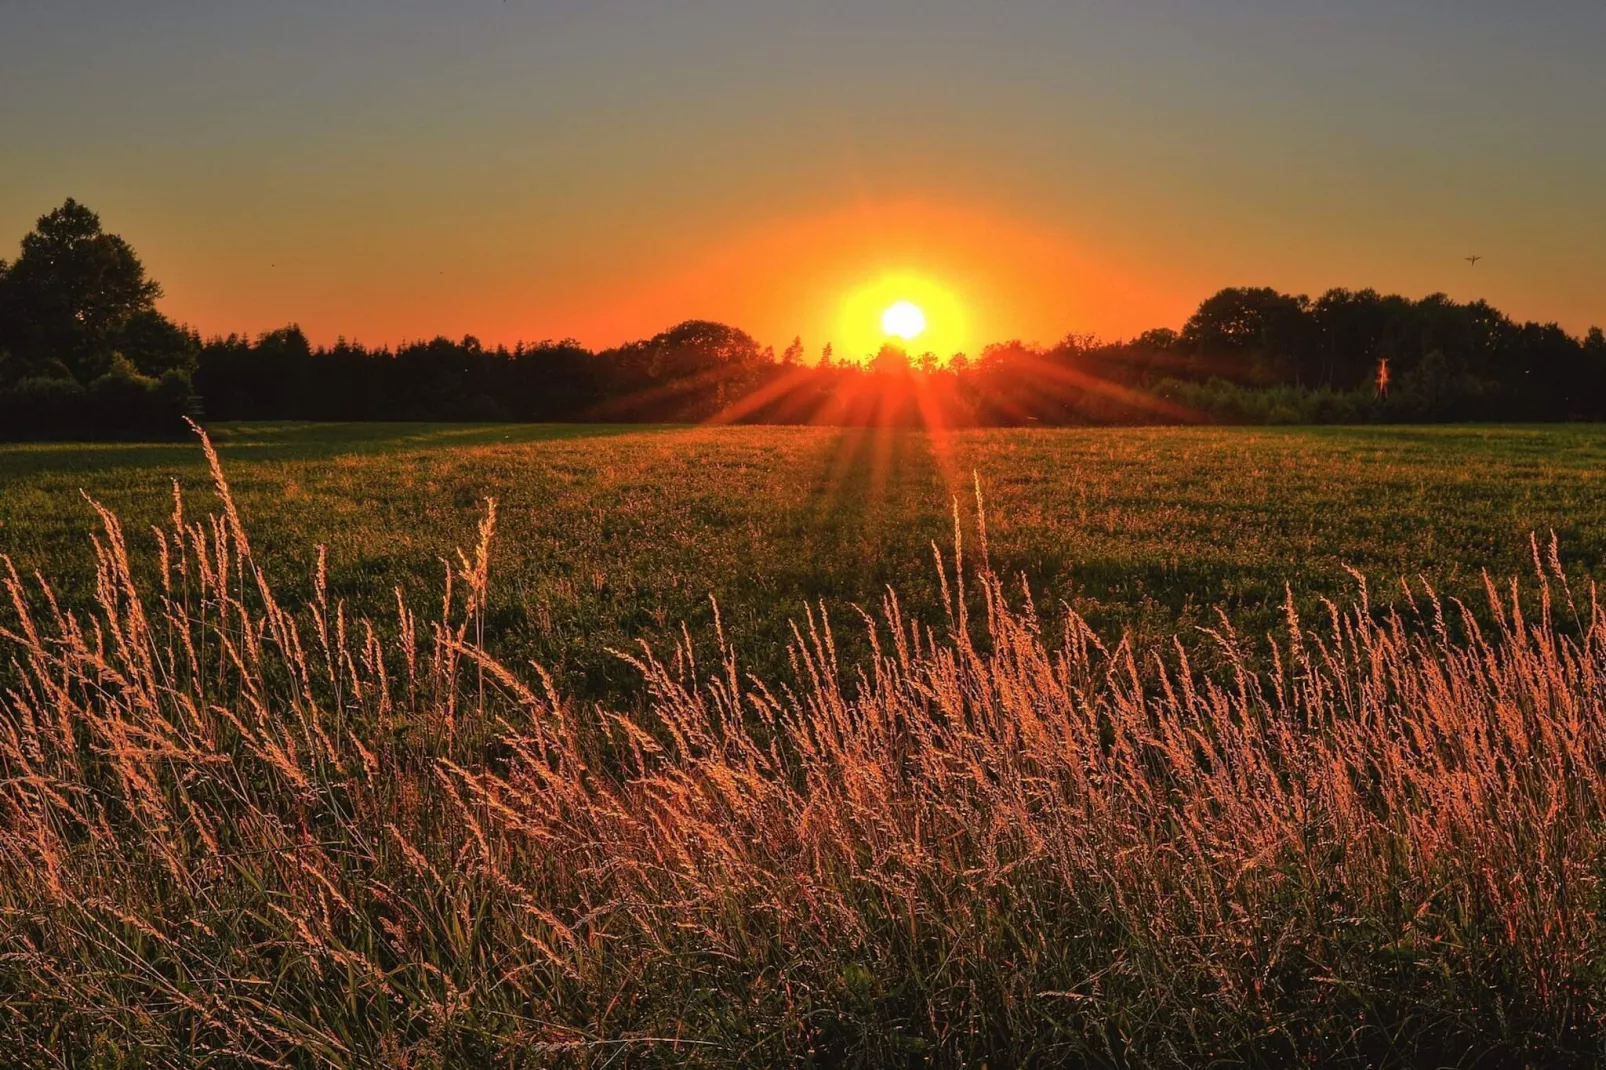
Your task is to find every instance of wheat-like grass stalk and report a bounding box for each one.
[1,427,1605,1066]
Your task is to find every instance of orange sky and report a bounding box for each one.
[543,202,1192,359]
[124,193,1201,360]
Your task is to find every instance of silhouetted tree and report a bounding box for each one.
[595,320,771,421]
[117,308,200,378]
[0,199,164,383]
[1310,289,1401,389]
[1181,287,1315,384]
[869,342,910,376]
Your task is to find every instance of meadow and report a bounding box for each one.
[7,422,1606,1066]
[4,421,1606,702]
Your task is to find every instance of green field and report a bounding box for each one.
[2,421,1602,697]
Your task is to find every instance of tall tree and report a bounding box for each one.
[1181,287,1315,384]
[0,198,162,382]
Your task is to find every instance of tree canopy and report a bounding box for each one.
[0,199,180,382]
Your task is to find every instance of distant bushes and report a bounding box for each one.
[180,294,1606,430]
[1153,376,1486,425]
[7,306,1603,438]
[0,364,196,441]
[1153,360,1538,426]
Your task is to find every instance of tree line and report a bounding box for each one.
[2,198,1603,439]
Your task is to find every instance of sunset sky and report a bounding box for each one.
[3,1,1602,358]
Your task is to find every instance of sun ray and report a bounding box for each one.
[702,365,821,425]
[910,372,963,500]
[1008,354,1201,422]
[584,360,751,421]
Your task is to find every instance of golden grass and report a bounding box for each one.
[3,427,1606,1066]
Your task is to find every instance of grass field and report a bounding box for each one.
[4,421,1605,699]
[8,421,1606,1066]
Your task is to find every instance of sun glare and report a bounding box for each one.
[881,300,927,341]
[837,272,970,362]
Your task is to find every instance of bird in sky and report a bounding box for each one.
[1466,255,1483,267]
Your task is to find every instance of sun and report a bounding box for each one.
[836,272,970,362]
[881,300,927,342]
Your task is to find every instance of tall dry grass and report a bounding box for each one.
[2,428,1606,1067]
